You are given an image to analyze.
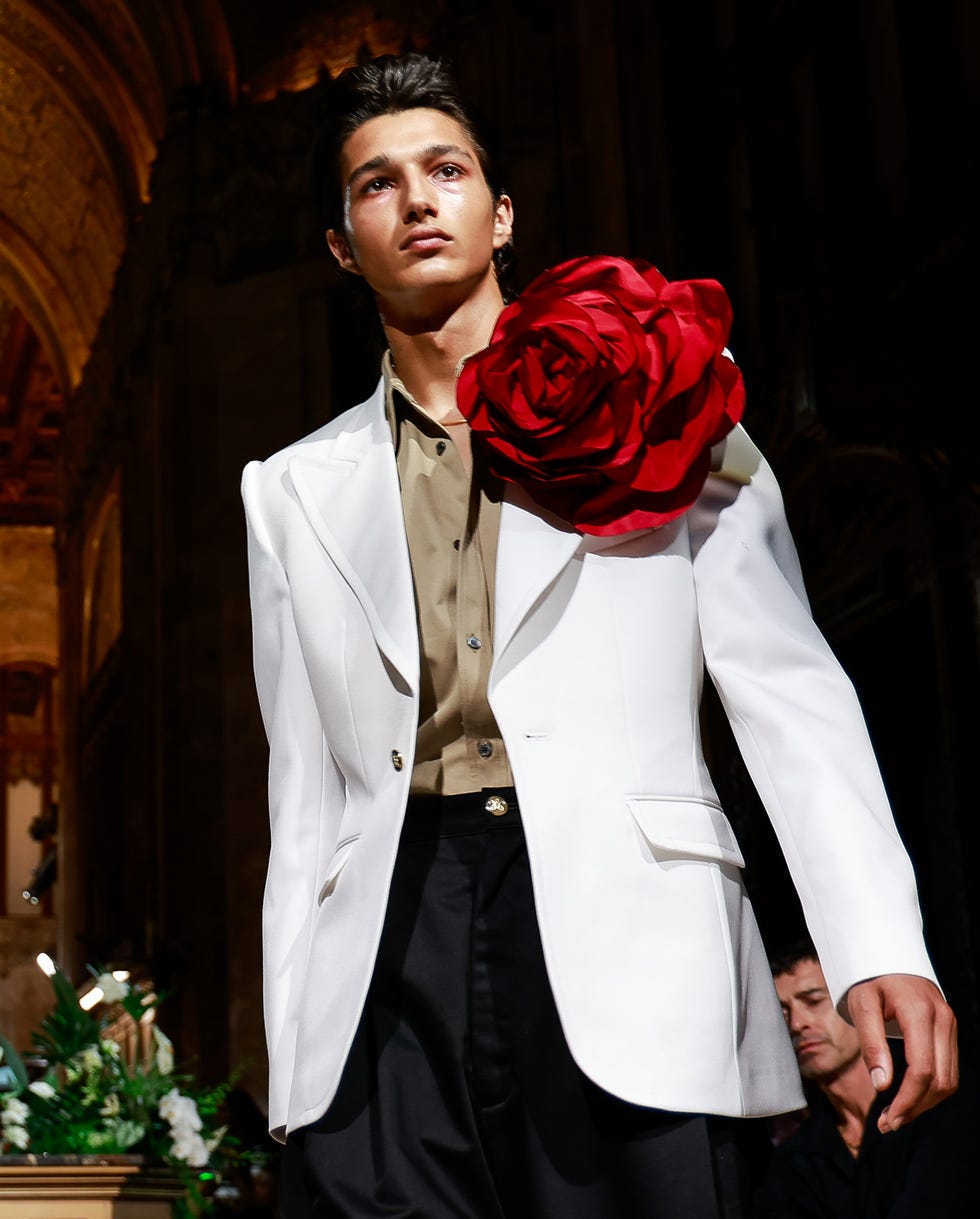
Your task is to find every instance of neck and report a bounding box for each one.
[819,1057,878,1152]
[380,273,504,422]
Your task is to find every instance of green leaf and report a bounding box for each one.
[32,968,101,1064]
[50,966,83,1012]
[120,984,166,1025]
[0,1033,29,1089]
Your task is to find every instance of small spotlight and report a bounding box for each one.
[36,953,56,977]
[79,987,104,1011]
[111,970,130,982]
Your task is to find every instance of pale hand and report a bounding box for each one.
[847,974,958,1133]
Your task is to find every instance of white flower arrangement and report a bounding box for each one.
[0,963,242,1216]
[0,1093,30,1150]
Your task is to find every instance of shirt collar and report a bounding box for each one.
[382,349,471,445]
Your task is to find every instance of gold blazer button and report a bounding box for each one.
[391,751,404,772]
[484,795,508,816]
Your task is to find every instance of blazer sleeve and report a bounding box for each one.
[688,427,938,1009]
[242,459,331,1140]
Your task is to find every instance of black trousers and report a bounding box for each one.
[280,789,747,1218]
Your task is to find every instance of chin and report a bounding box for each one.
[798,1055,830,1082]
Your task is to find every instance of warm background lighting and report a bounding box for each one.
[79,987,104,1011]
[35,952,56,976]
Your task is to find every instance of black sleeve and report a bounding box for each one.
[880,1084,980,1219]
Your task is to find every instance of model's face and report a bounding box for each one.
[327,108,513,310]
[774,959,863,1084]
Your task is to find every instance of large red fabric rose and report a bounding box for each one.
[456,255,745,536]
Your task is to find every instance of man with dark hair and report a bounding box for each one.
[311,56,512,279]
[762,944,975,1217]
[243,53,955,1218]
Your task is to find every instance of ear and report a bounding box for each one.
[326,228,362,275]
[492,194,514,251]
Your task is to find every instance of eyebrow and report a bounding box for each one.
[779,985,828,1007]
[346,144,476,191]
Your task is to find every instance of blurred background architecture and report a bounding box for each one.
[0,0,977,1115]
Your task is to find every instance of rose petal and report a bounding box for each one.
[456,255,744,533]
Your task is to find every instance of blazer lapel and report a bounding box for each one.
[286,384,419,693]
[491,487,582,687]
[285,385,588,696]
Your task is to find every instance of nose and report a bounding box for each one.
[787,1003,809,1037]
[402,171,437,223]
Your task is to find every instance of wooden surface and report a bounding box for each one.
[0,1161,186,1218]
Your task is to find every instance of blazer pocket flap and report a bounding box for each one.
[627,798,745,868]
[317,835,360,904]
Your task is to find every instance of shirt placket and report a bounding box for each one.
[388,368,512,795]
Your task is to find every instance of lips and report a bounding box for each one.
[401,226,451,252]
[795,1039,825,1056]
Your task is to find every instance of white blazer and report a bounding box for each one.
[243,378,938,1142]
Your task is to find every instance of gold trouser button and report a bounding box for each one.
[484,795,509,816]
[391,750,404,772]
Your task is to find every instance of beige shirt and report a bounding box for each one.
[384,353,515,796]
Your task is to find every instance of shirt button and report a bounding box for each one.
[478,740,493,759]
[391,750,404,772]
[484,795,509,816]
[466,635,482,651]
[436,440,447,455]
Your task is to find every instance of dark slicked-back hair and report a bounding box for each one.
[769,936,820,978]
[311,53,512,276]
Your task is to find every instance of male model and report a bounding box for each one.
[243,54,956,1219]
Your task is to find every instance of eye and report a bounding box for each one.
[434,163,464,180]
[362,176,392,194]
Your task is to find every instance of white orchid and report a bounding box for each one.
[160,1087,211,1167]
[152,1026,174,1075]
[159,1088,202,1132]
[99,1091,121,1117]
[170,1126,210,1167]
[27,1080,56,1100]
[95,973,130,1004]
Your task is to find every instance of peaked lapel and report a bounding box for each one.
[286,383,419,692]
[284,383,587,696]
